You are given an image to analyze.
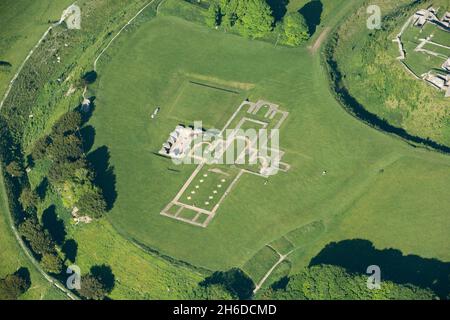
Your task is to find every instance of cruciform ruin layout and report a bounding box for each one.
[159,100,290,227]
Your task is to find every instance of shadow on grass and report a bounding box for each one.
[36,177,48,200]
[87,146,117,210]
[267,0,289,22]
[299,0,323,36]
[42,205,66,246]
[62,239,78,263]
[79,125,96,153]
[309,239,450,299]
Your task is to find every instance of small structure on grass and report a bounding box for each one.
[413,7,438,27]
[423,72,450,97]
[151,106,160,119]
[159,125,203,159]
[442,58,450,72]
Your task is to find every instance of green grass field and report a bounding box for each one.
[1,0,449,299]
[87,10,450,283]
[0,0,207,300]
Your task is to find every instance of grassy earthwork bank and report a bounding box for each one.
[1,0,449,300]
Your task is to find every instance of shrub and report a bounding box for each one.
[281,12,309,46]
[78,274,108,300]
[5,161,23,177]
[19,187,39,211]
[236,0,274,39]
[41,253,64,274]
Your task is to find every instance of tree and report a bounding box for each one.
[0,269,31,300]
[19,187,39,211]
[48,134,83,162]
[41,253,64,274]
[205,2,221,28]
[78,274,108,300]
[236,0,274,39]
[281,12,309,46]
[77,188,107,218]
[52,111,82,136]
[59,167,96,209]
[48,158,88,185]
[18,218,55,255]
[191,284,236,300]
[31,136,50,160]
[220,0,239,29]
[5,161,23,177]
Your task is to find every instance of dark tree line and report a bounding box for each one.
[30,109,107,219]
[259,264,437,300]
[205,0,310,45]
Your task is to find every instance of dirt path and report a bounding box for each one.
[309,27,330,54]
[253,249,294,294]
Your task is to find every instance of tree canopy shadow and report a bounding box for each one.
[79,125,96,153]
[62,239,78,263]
[36,177,48,200]
[87,146,117,210]
[82,70,97,85]
[90,264,115,293]
[0,61,12,67]
[41,205,66,246]
[299,0,323,36]
[267,0,289,22]
[200,268,255,300]
[309,239,450,299]
[14,267,31,290]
